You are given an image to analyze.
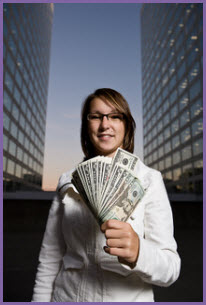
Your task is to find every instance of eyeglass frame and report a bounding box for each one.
[87,112,125,122]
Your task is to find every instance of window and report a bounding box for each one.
[179,92,189,110]
[189,79,201,101]
[180,110,190,127]
[163,113,170,126]
[6,52,15,75]
[3,156,7,172]
[192,118,203,137]
[171,119,179,134]
[181,128,191,143]
[188,61,200,83]
[165,170,172,180]
[15,164,22,178]
[23,152,28,165]
[4,71,14,93]
[158,146,164,158]
[179,78,188,95]
[164,127,171,140]
[14,86,21,104]
[158,133,164,145]
[3,112,10,131]
[193,138,203,156]
[10,121,18,138]
[19,114,25,129]
[165,141,171,154]
[172,135,180,149]
[3,90,12,111]
[171,104,178,120]
[9,140,16,157]
[191,98,203,118]
[173,151,181,165]
[181,145,192,161]
[3,134,8,151]
[157,120,163,133]
[17,146,23,161]
[18,130,24,145]
[170,89,177,105]
[177,61,186,81]
[159,160,164,171]
[173,168,181,181]
[7,159,15,175]
[11,103,19,121]
[165,156,172,168]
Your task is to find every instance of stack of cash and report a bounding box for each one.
[72,148,146,224]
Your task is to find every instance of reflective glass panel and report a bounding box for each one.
[181,128,191,143]
[3,156,7,172]
[193,138,203,156]
[192,118,203,136]
[165,141,171,154]
[9,140,16,156]
[173,151,181,165]
[4,71,14,92]
[3,112,10,131]
[171,104,178,120]
[180,110,190,127]
[15,164,22,178]
[10,121,18,138]
[191,98,203,118]
[164,127,171,140]
[7,159,15,175]
[172,135,180,149]
[189,79,201,101]
[179,92,189,110]
[181,145,192,161]
[173,168,181,181]
[171,119,179,134]
[3,90,12,111]
[17,146,23,161]
[165,155,172,168]
[3,134,8,151]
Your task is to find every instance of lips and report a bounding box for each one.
[98,134,114,138]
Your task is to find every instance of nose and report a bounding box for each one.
[100,115,110,129]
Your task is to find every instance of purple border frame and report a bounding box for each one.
[0,0,205,304]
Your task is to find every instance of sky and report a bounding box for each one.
[42,3,143,190]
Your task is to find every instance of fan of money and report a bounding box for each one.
[72,148,146,224]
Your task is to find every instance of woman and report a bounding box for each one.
[32,88,181,302]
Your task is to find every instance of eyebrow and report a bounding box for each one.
[89,111,119,114]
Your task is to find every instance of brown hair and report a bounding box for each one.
[81,88,136,159]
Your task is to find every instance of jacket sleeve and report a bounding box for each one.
[122,171,181,287]
[32,194,66,302]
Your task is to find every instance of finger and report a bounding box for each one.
[106,238,124,248]
[104,247,130,258]
[101,219,128,232]
[105,229,131,239]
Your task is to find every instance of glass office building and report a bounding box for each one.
[3,4,54,191]
[141,4,203,197]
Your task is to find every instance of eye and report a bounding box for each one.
[88,114,101,120]
[109,113,123,120]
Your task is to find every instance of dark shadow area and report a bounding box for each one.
[3,197,203,302]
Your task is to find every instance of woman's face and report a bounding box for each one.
[88,97,125,158]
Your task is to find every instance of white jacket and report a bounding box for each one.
[32,159,181,302]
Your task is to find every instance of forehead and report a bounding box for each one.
[89,97,117,112]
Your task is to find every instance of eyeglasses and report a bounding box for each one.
[87,113,124,122]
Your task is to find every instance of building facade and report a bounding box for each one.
[141,4,203,198]
[3,4,54,191]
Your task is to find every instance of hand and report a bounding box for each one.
[101,219,140,265]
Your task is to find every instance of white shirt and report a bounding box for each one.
[32,159,181,302]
